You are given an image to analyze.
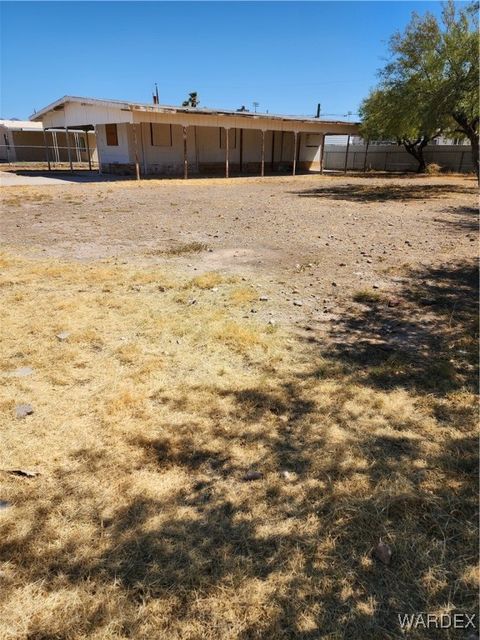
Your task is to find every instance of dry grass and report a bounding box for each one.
[147,242,209,257]
[1,191,53,207]
[353,289,384,305]
[0,251,477,640]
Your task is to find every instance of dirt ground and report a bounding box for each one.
[1,173,477,325]
[0,172,478,640]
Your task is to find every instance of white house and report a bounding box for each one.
[30,95,359,178]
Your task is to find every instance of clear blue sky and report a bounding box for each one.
[1,1,450,120]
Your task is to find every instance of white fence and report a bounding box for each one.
[324,144,474,173]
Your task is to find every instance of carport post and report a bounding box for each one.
[94,126,102,175]
[271,131,275,171]
[183,126,188,179]
[132,124,141,180]
[260,130,265,177]
[239,129,243,173]
[320,134,325,174]
[84,128,92,171]
[292,131,298,176]
[43,129,51,171]
[65,127,73,173]
[343,135,350,174]
[225,127,229,178]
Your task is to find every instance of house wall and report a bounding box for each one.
[95,123,132,167]
[38,101,358,176]
[95,122,326,176]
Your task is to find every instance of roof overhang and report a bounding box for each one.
[30,95,360,133]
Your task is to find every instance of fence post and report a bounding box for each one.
[343,135,350,174]
[363,140,369,172]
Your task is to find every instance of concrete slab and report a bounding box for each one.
[0,172,73,186]
[0,171,121,187]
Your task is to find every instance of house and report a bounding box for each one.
[0,118,97,166]
[30,96,359,178]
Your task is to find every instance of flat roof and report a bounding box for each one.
[30,95,359,127]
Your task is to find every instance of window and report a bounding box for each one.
[105,124,118,146]
[150,123,172,147]
[219,128,237,149]
[306,134,321,148]
[78,136,86,150]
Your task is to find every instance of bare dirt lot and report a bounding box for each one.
[1,173,477,326]
[0,173,478,639]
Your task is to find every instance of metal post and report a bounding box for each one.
[260,130,265,177]
[363,139,370,173]
[132,124,141,180]
[458,150,465,173]
[271,130,275,171]
[296,132,301,171]
[183,125,188,179]
[225,127,229,178]
[94,126,102,174]
[320,134,325,174]
[343,135,350,174]
[43,129,51,171]
[292,131,298,176]
[52,131,59,164]
[194,125,200,173]
[239,128,243,174]
[140,123,147,176]
[85,128,92,171]
[74,131,81,163]
[65,127,73,173]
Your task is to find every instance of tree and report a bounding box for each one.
[360,84,443,173]
[361,1,479,176]
[182,92,199,108]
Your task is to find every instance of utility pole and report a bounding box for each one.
[316,103,321,118]
[253,101,259,113]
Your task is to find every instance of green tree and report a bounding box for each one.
[182,92,199,108]
[360,84,443,173]
[361,1,479,176]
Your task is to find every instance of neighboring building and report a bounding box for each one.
[0,120,44,162]
[30,95,359,177]
[0,118,97,165]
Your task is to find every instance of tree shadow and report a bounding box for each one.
[435,204,479,233]
[1,261,477,639]
[290,183,477,203]
[318,260,478,395]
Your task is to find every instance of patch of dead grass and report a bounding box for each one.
[147,241,208,257]
[0,250,477,639]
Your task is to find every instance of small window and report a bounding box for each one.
[150,123,172,147]
[306,134,321,148]
[105,124,118,146]
[78,136,86,150]
[219,128,237,149]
